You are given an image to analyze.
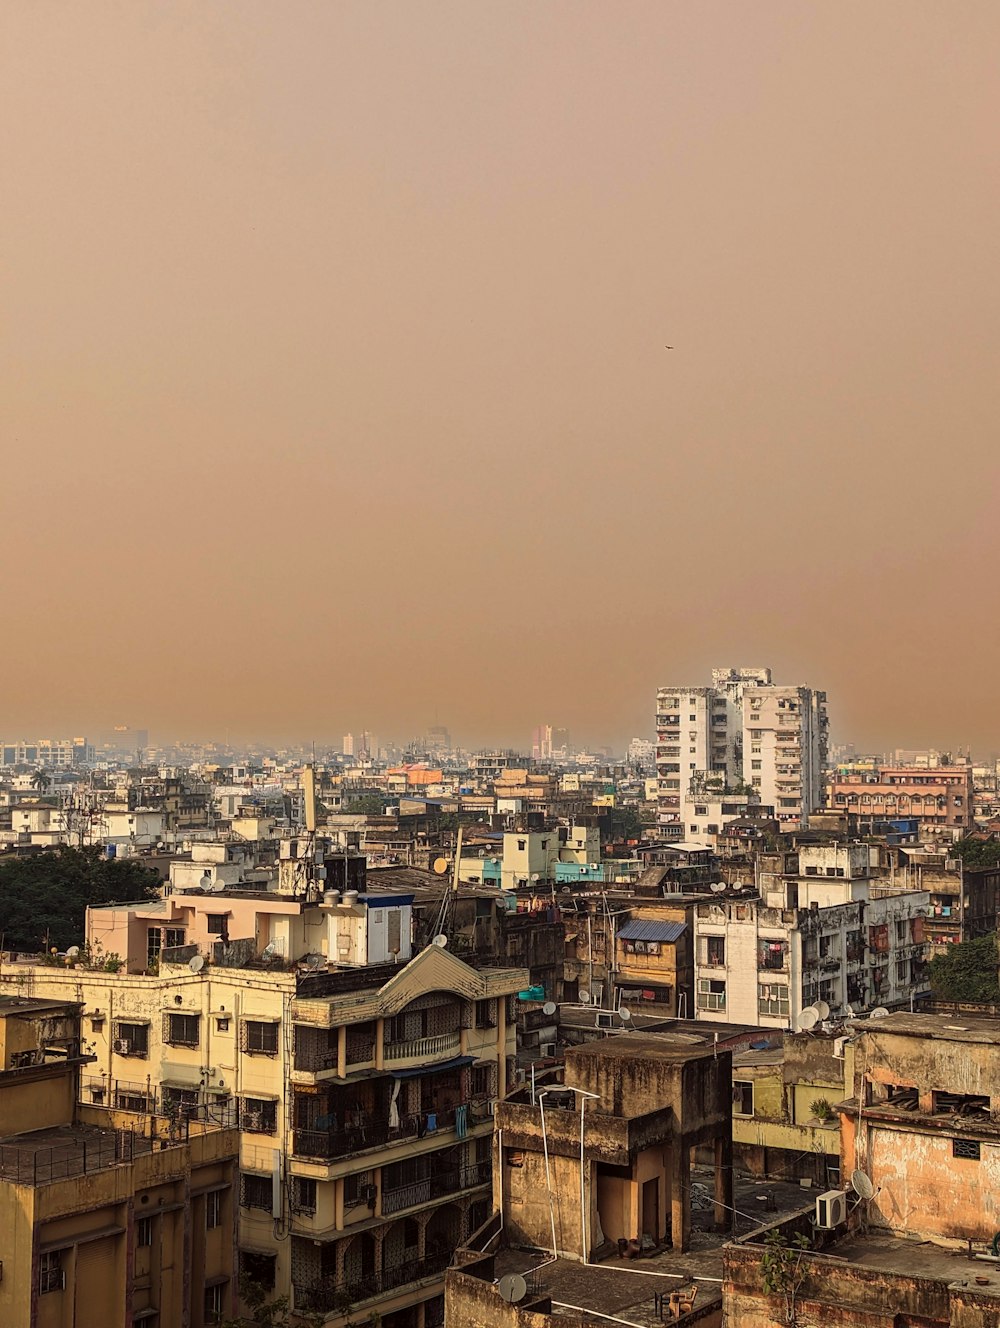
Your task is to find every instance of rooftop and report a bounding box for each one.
[488,1171,812,1327]
[852,1011,1000,1045]
[0,1122,159,1185]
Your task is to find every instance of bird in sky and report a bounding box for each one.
[665,345,674,349]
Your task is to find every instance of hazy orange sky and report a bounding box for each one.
[3,3,999,752]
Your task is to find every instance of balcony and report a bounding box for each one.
[294,1250,453,1314]
[381,1161,491,1215]
[292,1099,493,1163]
[384,1031,461,1066]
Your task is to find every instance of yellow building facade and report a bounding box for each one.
[5,936,526,1326]
[0,995,238,1328]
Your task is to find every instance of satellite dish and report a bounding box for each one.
[208,880,225,894]
[870,1007,890,1020]
[530,874,540,882]
[431,934,449,948]
[497,1274,528,1305]
[619,1007,632,1022]
[560,886,572,895]
[199,873,213,890]
[814,1000,831,1020]
[710,880,727,893]
[845,1004,856,1018]
[543,1001,557,1016]
[66,946,81,958]
[189,954,205,974]
[432,857,449,875]
[579,989,591,1005]
[851,1169,874,1200]
[797,1007,819,1031]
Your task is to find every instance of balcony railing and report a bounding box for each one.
[382,1161,492,1215]
[292,1099,492,1162]
[384,1032,461,1062]
[294,1250,453,1313]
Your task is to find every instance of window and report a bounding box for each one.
[240,1251,276,1292]
[113,1021,149,1057]
[165,928,186,949]
[206,1190,222,1229]
[241,1173,273,1211]
[292,1177,317,1214]
[344,1170,374,1207]
[697,978,726,1011]
[242,1020,279,1055]
[702,936,726,967]
[475,999,497,1029]
[164,1013,200,1047]
[40,1251,65,1294]
[751,760,762,771]
[241,1097,278,1134]
[758,983,790,1017]
[117,1089,154,1112]
[216,1017,230,1033]
[953,1138,981,1160]
[136,1216,153,1247]
[733,1081,754,1116]
[204,1281,227,1324]
[206,914,229,934]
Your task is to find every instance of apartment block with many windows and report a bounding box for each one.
[6,886,526,1328]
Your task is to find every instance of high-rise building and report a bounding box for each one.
[342,732,355,757]
[656,666,828,830]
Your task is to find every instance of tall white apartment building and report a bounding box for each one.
[655,667,828,831]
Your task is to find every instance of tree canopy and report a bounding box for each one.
[948,837,1000,868]
[0,846,160,953]
[928,932,1000,1004]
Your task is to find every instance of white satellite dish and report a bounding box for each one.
[189,954,205,974]
[66,946,81,958]
[619,1007,633,1022]
[797,1007,819,1031]
[851,1169,874,1200]
[542,1001,557,1016]
[869,1007,890,1020]
[710,880,727,893]
[208,879,225,894]
[497,1274,528,1304]
[579,989,591,1005]
[431,934,449,948]
[845,1004,856,1018]
[814,1000,831,1020]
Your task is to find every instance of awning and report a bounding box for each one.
[390,1055,474,1079]
[617,919,687,943]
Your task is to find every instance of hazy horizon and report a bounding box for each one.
[5,3,999,756]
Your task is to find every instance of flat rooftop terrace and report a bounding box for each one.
[831,1231,1000,1290]
[492,1170,811,1328]
[0,1123,156,1185]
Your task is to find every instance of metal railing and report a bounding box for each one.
[294,1250,452,1313]
[292,1099,491,1162]
[381,1161,492,1215]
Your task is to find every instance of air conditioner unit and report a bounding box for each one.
[596,1011,616,1030]
[815,1190,848,1229]
[486,1099,497,1116]
[833,1036,850,1060]
[113,1039,131,1055]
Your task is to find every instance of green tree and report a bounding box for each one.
[343,793,386,817]
[0,846,160,952]
[929,932,1000,1004]
[30,769,52,794]
[949,837,1000,869]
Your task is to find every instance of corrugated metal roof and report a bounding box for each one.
[617,919,687,943]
